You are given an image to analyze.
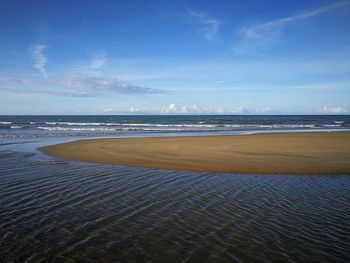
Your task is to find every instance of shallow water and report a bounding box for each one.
[0,140,350,262]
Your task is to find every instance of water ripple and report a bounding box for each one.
[0,151,350,262]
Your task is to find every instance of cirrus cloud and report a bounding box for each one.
[187,8,221,41]
[29,44,48,75]
[234,1,350,53]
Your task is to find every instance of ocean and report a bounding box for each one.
[1,115,349,138]
[1,115,350,262]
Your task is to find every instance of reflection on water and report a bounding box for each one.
[1,150,350,262]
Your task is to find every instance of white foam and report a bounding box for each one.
[37,126,213,132]
[38,126,118,131]
[45,122,109,126]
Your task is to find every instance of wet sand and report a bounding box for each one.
[41,132,350,174]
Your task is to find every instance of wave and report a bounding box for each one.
[34,124,328,132]
[44,122,111,126]
[1,120,347,129]
[37,126,202,132]
[39,122,322,128]
[0,125,24,129]
[38,126,119,131]
[41,122,220,127]
[0,121,346,134]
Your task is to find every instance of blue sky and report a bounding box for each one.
[0,0,350,114]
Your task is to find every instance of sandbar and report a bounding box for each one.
[41,132,350,175]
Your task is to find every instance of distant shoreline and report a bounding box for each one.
[41,132,350,175]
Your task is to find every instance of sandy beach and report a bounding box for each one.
[41,132,350,175]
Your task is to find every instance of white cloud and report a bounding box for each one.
[103,107,112,112]
[213,106,225,114]
[29,44,48,75]
[234,1,350,52]
[254,107,272,114]
[90,52,107,70]
[58,75,167,96]
[0,75,167,97]
[128,107,141,113]
[228,106,246,114]
[161,104,252,114]
[102,107,148,114]
[161,103,177,113]
[322,106,348,114]
[180,106,188,113]
[188,9,220,41]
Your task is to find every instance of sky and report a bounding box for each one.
[0,0,350,115]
